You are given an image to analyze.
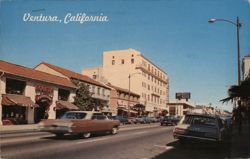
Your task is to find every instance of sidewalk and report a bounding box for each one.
[0,124,39,134]
[230,123,250,158]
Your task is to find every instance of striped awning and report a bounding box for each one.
[2,94,38,108]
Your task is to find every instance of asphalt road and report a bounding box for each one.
[1,124,176,159]
[0,124,233,159]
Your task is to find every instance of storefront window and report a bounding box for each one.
[6,78,26,95]
[2,106,27,124]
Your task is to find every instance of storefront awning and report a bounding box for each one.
[2,94,38,108]
[56,100,79,110]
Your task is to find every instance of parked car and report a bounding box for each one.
[128,117,137,124]
[173,113,227,144]
[38,111,120,138]
[160,116,180,126]
[149,117,158,123]
[136,116,151,124]
[111,116,129,125]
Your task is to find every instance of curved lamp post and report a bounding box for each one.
[128,72,141,118]
[208,17,242,85]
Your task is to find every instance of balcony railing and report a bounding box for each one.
[136,64,168,84]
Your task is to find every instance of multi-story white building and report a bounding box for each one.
[243,54,250,79]
[83,48,169,115]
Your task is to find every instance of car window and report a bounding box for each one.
[60,112,87,119]
[92,115,107,120]
[183,115,216,126]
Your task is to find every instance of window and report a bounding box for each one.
[121,59,125,64]
[148,85,150,90]
[97,87,100,95]
[102,89,105,96]
[58,88,70,101]
[112,60,115,65]
[60,112,87,119]
[148,94,150,101]
[112,56,115,59]
[92,113,107,120]
[6,78,26,95]
[92,86,95,93]
[131,58,134,64]
[132,54,134,57]
[93,75,97,79]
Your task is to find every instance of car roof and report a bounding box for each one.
[185,113,219,118]
[66,111,102,114]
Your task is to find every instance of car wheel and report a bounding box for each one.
[82,132,91,139]
[55,133,64,138]
[111,127,118,135]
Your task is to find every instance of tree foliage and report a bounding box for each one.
[73,80,93,111]
[133,104,145,116]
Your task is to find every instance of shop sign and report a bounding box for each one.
[35,85,53,102]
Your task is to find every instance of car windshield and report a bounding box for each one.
[183,115,216,126]
[60,112,87,119]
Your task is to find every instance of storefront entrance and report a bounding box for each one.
[35,97,51,123]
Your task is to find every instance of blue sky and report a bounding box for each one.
[1,0,250,111]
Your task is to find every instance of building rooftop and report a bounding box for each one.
[107,83,140,97]
[0,60,76,89]
[38,62,110,89]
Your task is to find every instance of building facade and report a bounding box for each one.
[108,84,140,116]
[34,62,111,111]
[243,54,250,79]
[83,48,169,115]
[0,60,77,125]
[167,101,195,117]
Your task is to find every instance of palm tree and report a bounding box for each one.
[221,76,250,103]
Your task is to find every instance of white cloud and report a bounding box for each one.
[246,0,250,4]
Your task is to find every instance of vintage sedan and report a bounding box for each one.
[160,116,180,126]
[38,111,120,138]
[173,113,227,143]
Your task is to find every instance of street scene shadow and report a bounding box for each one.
[153,140,232,159]
[41,132,112,140]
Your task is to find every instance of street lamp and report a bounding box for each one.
[128,72,141,118]
[208,17,242,85]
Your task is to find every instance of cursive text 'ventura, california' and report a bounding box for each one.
[64,13,109,24]
[23,12,109,24]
